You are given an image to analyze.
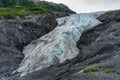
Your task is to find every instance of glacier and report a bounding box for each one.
[16,12,105,76]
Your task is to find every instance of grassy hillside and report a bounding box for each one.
[0,6,58,17]
[0,0,58,17]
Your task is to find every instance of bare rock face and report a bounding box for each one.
[0,13,58,78]
[9,10,120,80]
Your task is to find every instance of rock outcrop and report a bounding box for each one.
[0,13,57,78]
[9,10,120,80]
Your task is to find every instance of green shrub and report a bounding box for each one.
[83,64,116,74]
[105,68,116,73]
[83,64,102,73]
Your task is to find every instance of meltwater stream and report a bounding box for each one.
[17,12,105,76]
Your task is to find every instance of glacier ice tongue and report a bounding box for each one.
[17,12,105,76]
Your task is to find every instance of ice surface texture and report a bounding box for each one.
[17,12,105,76]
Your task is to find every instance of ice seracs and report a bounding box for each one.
[16,12,105,76]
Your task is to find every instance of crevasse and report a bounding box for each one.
[17,12,105,76]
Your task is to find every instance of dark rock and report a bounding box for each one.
[0,13,57,78]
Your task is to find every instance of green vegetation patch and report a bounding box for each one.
[83,64,102,73]
[0,0,35,7]
[83,64,116,74]
[0,6,58,17]
[0,0,59,17]
[105,68,116,73]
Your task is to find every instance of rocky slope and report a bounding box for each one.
[0,13,58,79]
[0,1,75,79]
[7,10,120,80]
